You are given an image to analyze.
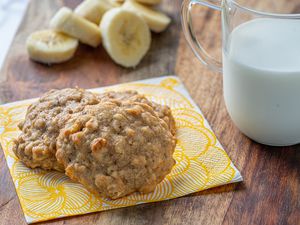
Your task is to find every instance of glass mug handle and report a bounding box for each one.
[181,0,222,72]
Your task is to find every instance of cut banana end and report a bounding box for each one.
[100,8,151,68]
[74,0,117,24]
[26,30,78,64]
[50,7,101,47]
[122,0,171,33]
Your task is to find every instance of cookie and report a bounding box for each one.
[98,90,176,135]
[13,88,100,171]
[56,100,176,199]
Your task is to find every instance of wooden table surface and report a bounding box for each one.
[0,0,299,224]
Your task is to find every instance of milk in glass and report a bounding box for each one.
[223,18,300,146]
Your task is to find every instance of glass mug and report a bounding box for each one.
[181,0,300,146]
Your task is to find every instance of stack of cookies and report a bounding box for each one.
[13,88,176,199]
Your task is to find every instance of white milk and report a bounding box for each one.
[223,18,300,146]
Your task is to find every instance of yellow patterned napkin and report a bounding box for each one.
[0,76,242,224]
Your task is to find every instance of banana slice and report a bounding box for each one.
[122,0,171,33]
[26,30,78,64]
[50,7,101,47]
[74,0,117,24]
[100,8,151,67]
[107,0,123,7]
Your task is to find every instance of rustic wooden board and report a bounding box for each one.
[0,0,299,225]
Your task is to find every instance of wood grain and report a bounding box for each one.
[0,0,299,225]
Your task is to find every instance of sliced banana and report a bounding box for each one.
[100,8,151,67]
[74,0,117,24]
[50,7,101,47]
[107,0,123,7]
[122,0,171,33]
[26,30,78,64]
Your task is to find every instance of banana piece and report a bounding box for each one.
[74,0,117,24]
[100,8,151,67]
[122,0,171,33]
[26,30,78,64]
[107,0,123,7]
[50,7,101,47]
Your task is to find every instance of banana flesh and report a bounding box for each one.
[74,0,117,24]
[107,0,123,7]
[100,8,151,67]
[50,7,102,47]
[123,0,171,33]
[26,30,78,64]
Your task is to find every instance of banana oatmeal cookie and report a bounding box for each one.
[98,90,176,135]
[13,88,100,171]
[56,100,176,199]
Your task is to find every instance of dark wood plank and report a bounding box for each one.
[0,0,299,225]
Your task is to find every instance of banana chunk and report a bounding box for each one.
[26,30,78,64]
[107,0,123,7]
[122,0,171,33]
[74,0,116,24]
[50,7,101,47]
[100,8,151,67]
